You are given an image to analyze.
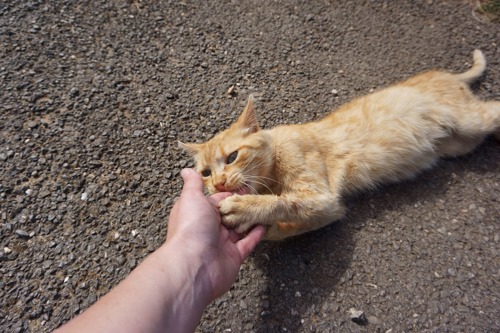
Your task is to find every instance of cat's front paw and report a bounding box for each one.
[219,195,256,234]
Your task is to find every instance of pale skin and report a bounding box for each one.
[55,168,265,333]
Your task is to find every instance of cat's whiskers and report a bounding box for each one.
[226,172,258,194]
[248,174,281,184]
[237,158,257,179]
[245,175,276,194]
[228,173,261,195]
[242,180,259,195]
[236,158,275,193]
[240,156,270,175]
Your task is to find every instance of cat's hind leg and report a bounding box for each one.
[437,132,487,158]
[437,101,500,157]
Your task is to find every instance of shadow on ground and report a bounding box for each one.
[249,137,498,331]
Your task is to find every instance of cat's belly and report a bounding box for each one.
[341,133,442,192]
[342,154,437,193]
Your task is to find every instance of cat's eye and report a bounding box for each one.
[201,169,211,177]
[226,151,238,164]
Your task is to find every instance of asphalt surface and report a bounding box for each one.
[0,1,499,332]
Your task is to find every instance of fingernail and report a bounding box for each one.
[180,168,193,178]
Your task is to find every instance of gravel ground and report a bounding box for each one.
[1,1,499,332]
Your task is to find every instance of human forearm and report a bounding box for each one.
[55,169,265,333]
[55,241,212,333]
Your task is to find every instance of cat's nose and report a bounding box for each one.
[214,175,228,192]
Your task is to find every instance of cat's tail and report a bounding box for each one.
[455,49,486,84]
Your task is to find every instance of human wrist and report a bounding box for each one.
[156,239,213,308]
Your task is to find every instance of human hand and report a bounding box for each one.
[165,168,265,300]
[54,169,264,333]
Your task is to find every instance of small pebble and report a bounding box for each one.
[349,308,367,325]
[15,229,30,238]
[260,311,271,317]
[70,87,79,97]
[227,85,237,97]
[116,255,126,265]
[367,315,381,325]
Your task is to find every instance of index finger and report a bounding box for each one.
[208,192,233,206]
[236,225,266,261]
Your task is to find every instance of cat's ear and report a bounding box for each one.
[234,95,260,134]
[178,141,202,156]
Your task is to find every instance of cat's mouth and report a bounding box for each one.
[232,185,251,195]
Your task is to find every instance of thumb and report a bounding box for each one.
[180,168,204,194]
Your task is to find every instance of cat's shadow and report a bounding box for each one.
[250,137,498,332]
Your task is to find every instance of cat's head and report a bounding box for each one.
[179,96,273,195]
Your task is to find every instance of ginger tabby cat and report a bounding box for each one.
[180,50,499,240]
